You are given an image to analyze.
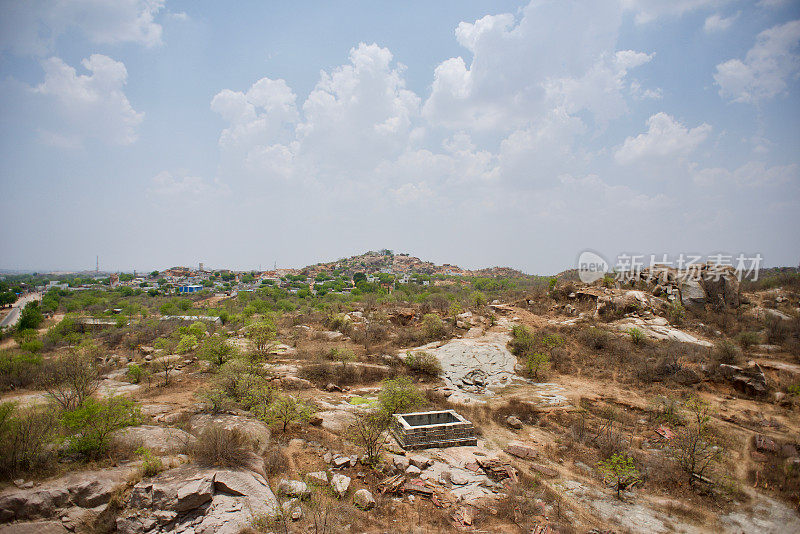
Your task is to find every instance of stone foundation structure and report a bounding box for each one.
[391,410,477,450]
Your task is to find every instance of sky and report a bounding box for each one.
[0,0,799,275]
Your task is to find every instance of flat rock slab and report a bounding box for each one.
[412,332,520,394]
[612,317,712,347]
[0,521,68,534]
[0,466,134,521]
[110,425,196,455]
[504,442,538,460]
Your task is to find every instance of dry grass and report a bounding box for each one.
[192,425,254,468]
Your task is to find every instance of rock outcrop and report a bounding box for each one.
[117,466,279,534]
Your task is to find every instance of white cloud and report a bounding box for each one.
[211,78,299,149]
[757,0,790,8]
[714,20,800,103]
[615,113,711,164]
[558,173,670,210]
[422,1,638,132]
[34,54,143,145]
[692,161,798,186]
[630,80,663,100]
[0,0,164,55]
[38,130,84,149]
[623,0,728,24]
[704,12,738,32]
[149,171,229,197]
[212,43,420,183]
[390,182,434,205]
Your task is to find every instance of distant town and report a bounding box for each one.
[0,250,527,304]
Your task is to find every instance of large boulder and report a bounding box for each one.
[119,466,279,534]
[699,266,740,310]
[277,480,310,499]
[0,467,133,522]
[330,473,350,498]
[279,376,314,390]
[353,489,375,510]
[128,465,215,512]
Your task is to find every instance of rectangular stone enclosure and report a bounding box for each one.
[391,410,477,450]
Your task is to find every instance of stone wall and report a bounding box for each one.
[391,410,477,450]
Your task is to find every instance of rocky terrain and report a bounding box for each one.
[0,260,798,533]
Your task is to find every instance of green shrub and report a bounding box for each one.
[379,376,424,415]
[404,351,442,378]
[628,327,645,345]
[0,402,57,477]
[667,301,685,325]
[197,387,231,414]
[736,331,760,350]
[714,339,742,365]
[188,321,206,338]
[539,331,565,348]
[509,325,535,356]
[19,339,43,353]
[43,314,80,347]
[260,393,315,433]
[421,314,446,340]
[136,447,164,477]
[125,363,146,384]
[176,334,198,354]
[198,335,237,366]
[0,351,42,390]
[525,352,550,380]
[61,396,141,457]
[326,314,352,335]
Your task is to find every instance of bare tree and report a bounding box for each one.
[153,356,178,386]
[39,350,100,410]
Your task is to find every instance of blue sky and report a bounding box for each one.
[0,0,798,274]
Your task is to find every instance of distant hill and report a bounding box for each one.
[298,251,530,278]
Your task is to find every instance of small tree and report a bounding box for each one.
[176,334,198,354]
[379,376,424,415]
[17,302,44,331]
[247,319,276,355]
[525,352,550,380]
[671,396,721,485]
[153,355,178,386]
[347,409,391,465]
[188,321,206,338]
[597,453,641,499]
[262,394,315,432]
[198,335,237,366]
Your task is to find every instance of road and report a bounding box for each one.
[0,292,41,329]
